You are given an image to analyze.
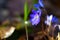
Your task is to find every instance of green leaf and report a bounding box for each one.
[24,1,29,21]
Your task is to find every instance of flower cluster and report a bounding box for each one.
[30,0,44,25]
[45,15,59,26]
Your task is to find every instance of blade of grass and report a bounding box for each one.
[24,1,29,40]
[24,1,28,21]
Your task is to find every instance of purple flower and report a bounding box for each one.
[30,10,41,25]
[34,0,44,9]
[34,4,40,8]
[39,0,44,7]
[52,16,58,23]
[45,15,53,26]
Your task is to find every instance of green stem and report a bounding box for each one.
[25,24,28,40]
